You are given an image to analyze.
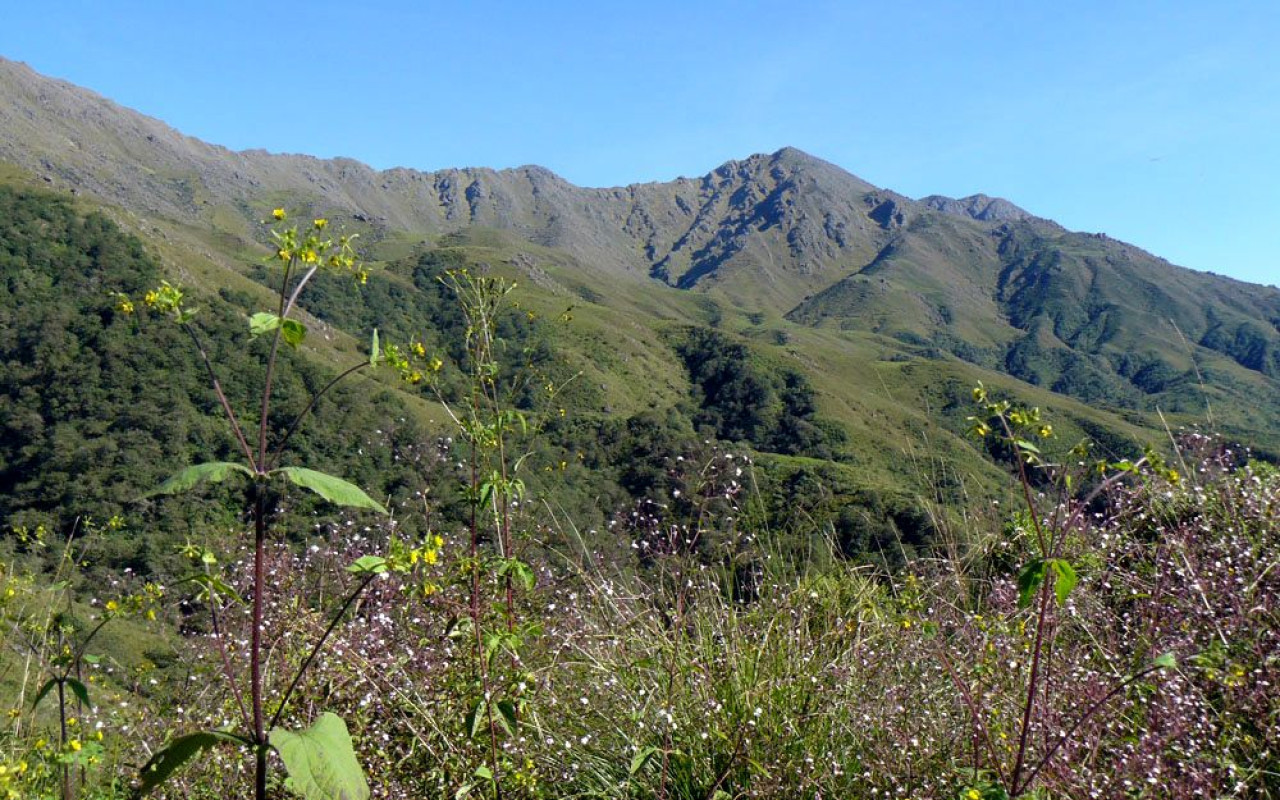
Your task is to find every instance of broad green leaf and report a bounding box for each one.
[498,558,536,592]
[82,654,101,665]
[1048,559,1079,605]
[466,699,486,739]
[629,745,659,776]
[30,678,57,710]
[1014,439,1041,454]
[1152,652,1177,670]
[147,462,253,497]
[169,573,245,605]
[249,312,282,337]
[346,555,388,575]
[135,729,251,797]
[281,318,307,348]
[474,765,493,781]
[270,712,370,800]
[273,467,387,513]
[496,699,518,735]
[1017,559,1047,609]
[66,677,90,707]
[369,329,379,368]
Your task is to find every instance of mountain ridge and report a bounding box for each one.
[3,54,1280,460]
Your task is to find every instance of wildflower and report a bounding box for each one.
[272,208,286,220]
[105,600,119,612]
[68,739,82,752]
[313,218,328,230]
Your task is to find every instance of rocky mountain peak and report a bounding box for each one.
[920,193,1034,222]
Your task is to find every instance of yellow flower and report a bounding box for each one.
[299,249,319,264]
[313,218,328,230]
[143,290,159,307]
[423,549,438,565]
[411,342,426,358]
[272,208,286,220]
[432,535,443,548]
[105,600,119,612]
[68,739,82,752]
[966,790,981,800]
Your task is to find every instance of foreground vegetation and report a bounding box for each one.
[1,189,1277,798]
[4,430,1277,798]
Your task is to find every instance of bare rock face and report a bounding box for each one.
[921,193,1033,222]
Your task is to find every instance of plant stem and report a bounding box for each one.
[180,323,255,465]
[269,574,376,729]
[251,486,268,800]
[267,360,370,471]
[1011,575,1053,795]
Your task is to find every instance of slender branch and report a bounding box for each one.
[208,595,253,734]
[281,264,320,322]
[269,573,376,730]
[1020,664,1165,791]
[251,488,267,755]
[1011,577,1054,794]
[69,616,113,668]
[937,645,1006,788]
[258,264,318,468]
[267,361,370,471]
[180,323,256,466]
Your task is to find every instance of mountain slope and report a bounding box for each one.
[3,55,1279,467]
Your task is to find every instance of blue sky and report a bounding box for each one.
[2,1,1277,286]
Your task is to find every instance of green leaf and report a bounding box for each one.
[249,312,281,337]
[1016,559,1047,609]
[369,329,379,368]
[629,745,659,776]
[1014,439,1042,454]
[281,318,307,348]
[466,699,486,739]
[474,765,493,781]
[270,712,370,800]
[135,729,251,797]
[346,555,388,575]
[169,573,246,605]
[66,677,90,707]
[30,678,57,711]
[273,467,387,513]
[496,699,518,735]
[1048,559,1079,605]
[146,462,253,497]
[1152,651,1177,670]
